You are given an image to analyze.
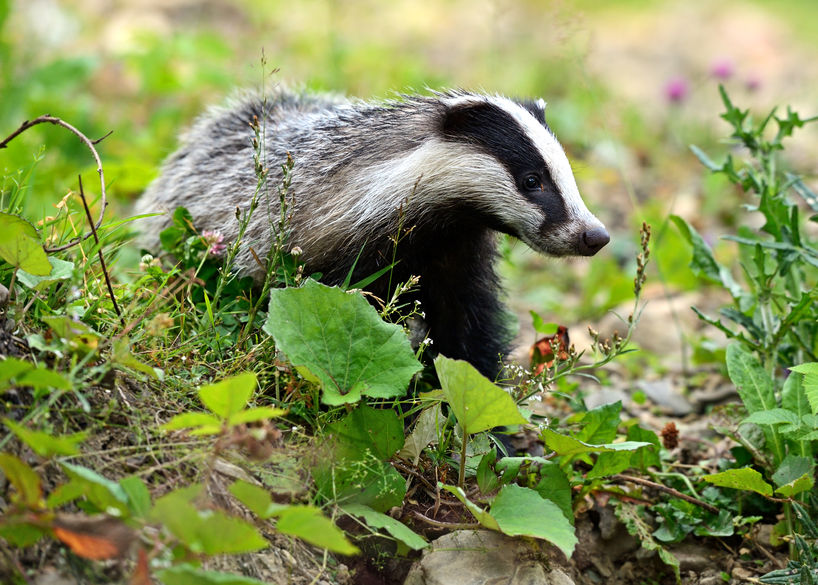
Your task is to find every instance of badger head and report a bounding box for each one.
[437,93,609,257]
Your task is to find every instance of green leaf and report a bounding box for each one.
[626,425,662,470]
[532,461,573,523]
[529,311,558,335]
[0,453,42,508]
[742,409,801,427]
[198,372,257,418]
[151,485,267,554]
[435,356,526,434]
[586,450,635,479]
[772,455,814,498]
[689,144,721,171]
[343,503,428,550]
[3,419,87,457]
[275,506,359,555]
[574,401,622,444]
[161,412,223,435]
[542,428,651,459]
[229,480,286,519]
[398,403,445,464]
[491,485,577,558]
[670,215,743,298]
[439,484,500,530]
[327,403,404,461]
[265,280,422,405]
[726,344,777,414]
[0,212,51,275]
[119,476,152,519]
[60,462,129,514]
[16,367,72,391]
[17,257,74,290]
[790,363,818,414]
[703,468,773,497]
[156,564,269,585]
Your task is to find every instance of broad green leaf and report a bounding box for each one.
[0,212,51,275]
[0,453,42,508]
[16,366,72,391]
[275,506,359,555]
[327,404,404,461]
[229,480,286,519]
[533,461,573,523]
[398,403,445,464]
[151,485,267,554]
[0,521,46,547]
[490,484,577,558]
[742,408,801,427]
[703,468,773,497]
[198,372,257,418]
[435,356,526,434]
[60,463,129,515]
[439,484,500,530]
[726,344,777,414]
[343,503,427,550]
[574,401,622,444]
[265,280,422,405]
[17,257,74,290]
[119,476,151,519]
[542,428,650,459]
[157,564,269,585]
[313,452,406,513]
[586,450,635,480]
[772,455,814,498]
[790,363,818,414]
[529,311,558,335]
[3,419,87,457]
[162,412,223,435]
[627,425,662,470]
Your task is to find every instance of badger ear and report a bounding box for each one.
[439,100,501,141]
[518,98,547,127]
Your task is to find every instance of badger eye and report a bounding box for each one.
[523,174,541,191]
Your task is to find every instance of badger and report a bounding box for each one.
[135,87,609,378]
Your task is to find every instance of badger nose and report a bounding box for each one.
[578,227,610,256]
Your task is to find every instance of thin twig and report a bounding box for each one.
[77,175,123,327]
[412,511,480,530]
[612,473,720,515]
[0,115,110,252]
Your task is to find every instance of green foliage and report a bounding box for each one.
[163,372,286,435]
[681,87,818,371]
[265,279,423,405]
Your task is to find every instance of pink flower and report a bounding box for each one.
[665,77,689,103]
[202,230,227,256]
[745,74,762,92]
[710,59,734,80]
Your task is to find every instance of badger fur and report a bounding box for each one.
[135,87,609,378]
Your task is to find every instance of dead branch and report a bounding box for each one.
[0,115,111,253]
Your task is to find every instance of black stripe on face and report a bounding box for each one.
[439,99,568,227]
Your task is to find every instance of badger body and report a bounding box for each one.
[136,87,609,378]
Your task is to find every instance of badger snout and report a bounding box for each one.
[578,227,610,256]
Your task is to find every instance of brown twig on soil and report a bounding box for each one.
[0,115,110,252]
[412,511,480,530]
[77,175,123,327]
[612,473,720,515]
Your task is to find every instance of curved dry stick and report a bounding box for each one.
[0,115,110,252]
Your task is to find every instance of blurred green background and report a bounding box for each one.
[2,0,817,349]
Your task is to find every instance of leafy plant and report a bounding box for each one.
[678,86,818,557]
